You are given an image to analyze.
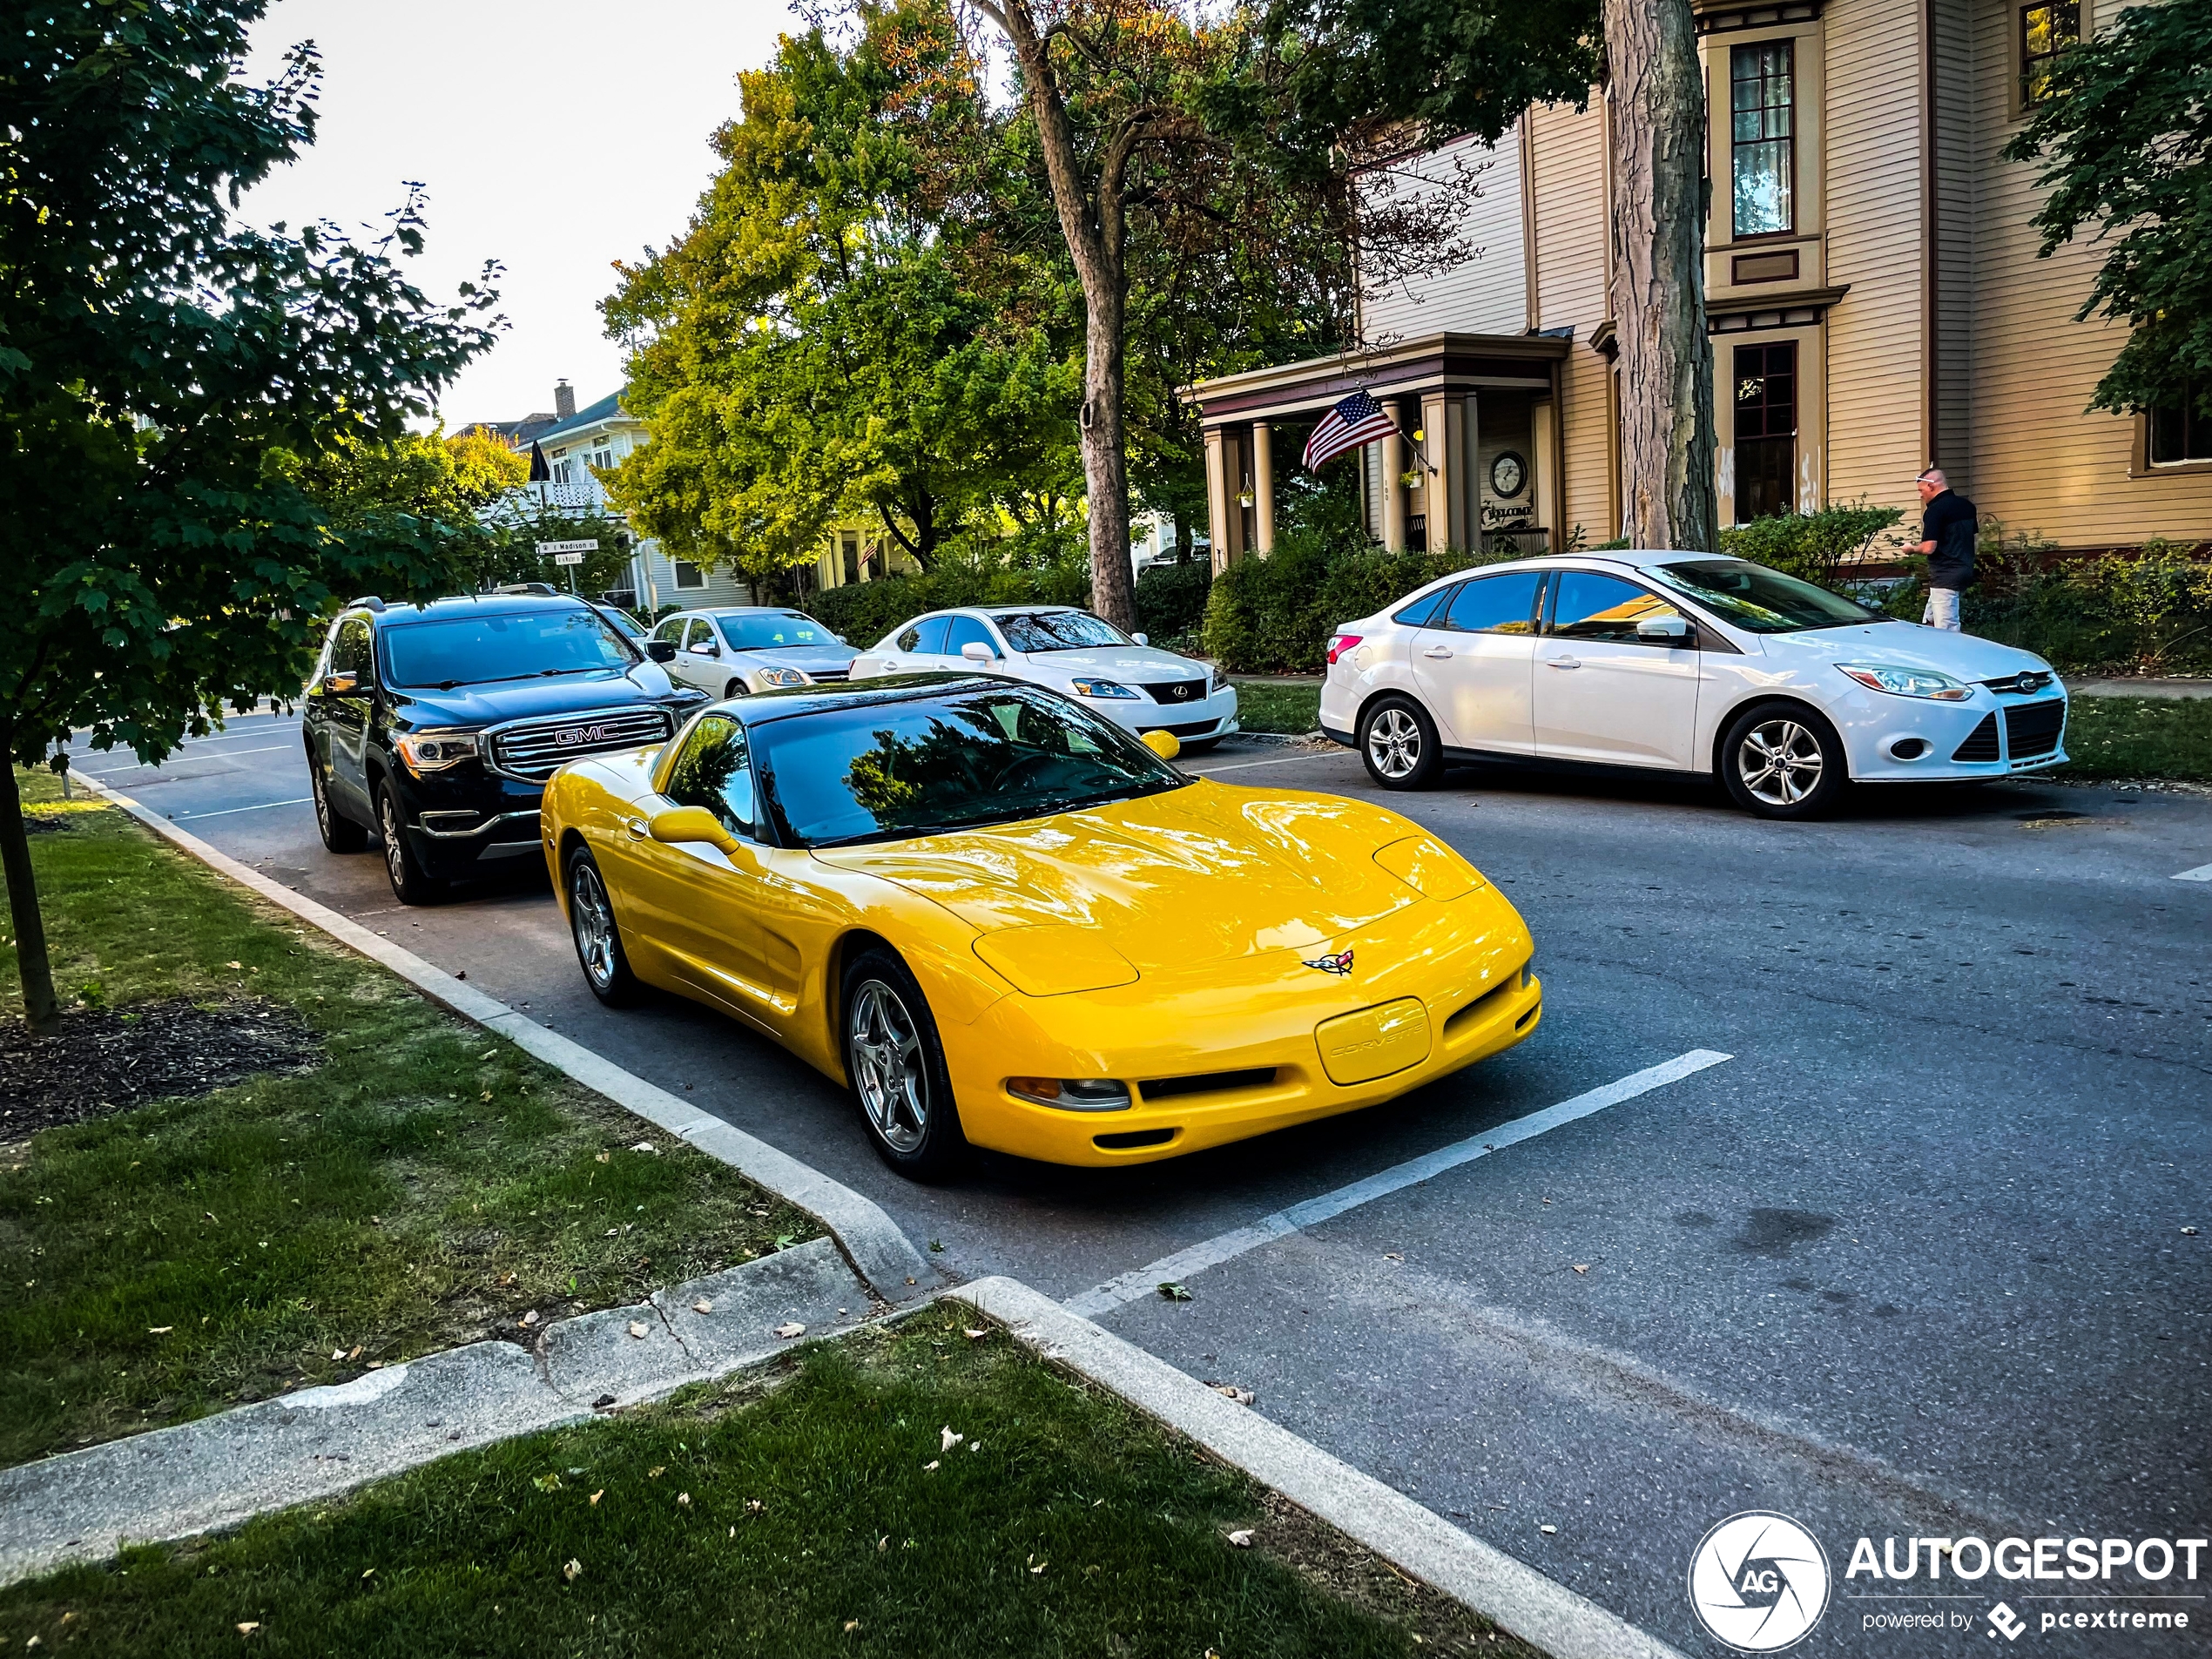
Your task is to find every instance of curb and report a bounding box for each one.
[952,1277,1689,1659]
[74,773,936,1301]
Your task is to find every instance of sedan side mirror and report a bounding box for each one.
[648,806,738,854]
[961,641,996,664]
[689,641,718,657]
[646,639,678,663]
[1636,616,1692,642]
[1132,632,1150,646]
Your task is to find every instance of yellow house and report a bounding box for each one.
[1186,0,2212,565]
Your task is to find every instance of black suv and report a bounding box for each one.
[303,592,706,903]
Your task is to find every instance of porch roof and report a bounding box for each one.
[1180,331,1569,428]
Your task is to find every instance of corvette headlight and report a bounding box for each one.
[394,730,480,772]
[1836,663,1973,701]
[758,667,808,689]
[1069,678,1139,700]
[1007,1076,1132,1112]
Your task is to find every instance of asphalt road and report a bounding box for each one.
[65,714,2212,1656]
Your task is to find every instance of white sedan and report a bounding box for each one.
[1319,551,2067,819]
[847,605,1239,749]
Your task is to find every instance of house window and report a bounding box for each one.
[2020,0,2078,105]
[840,531,860,585]
[1733,341,1798,523]
[2149,383,2211,466]
[552,459,573,485]
[1730,42,1795,239]
[591,442,614,470]
[673,559,705,590]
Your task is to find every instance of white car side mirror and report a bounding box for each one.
[1636,617,1691,642]
[1132,632,1150,646]
[961,641,995,664]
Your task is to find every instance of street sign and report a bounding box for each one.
[551,551,585,567]
[536,538,599,556]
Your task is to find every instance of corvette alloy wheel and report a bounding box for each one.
[570,861,619,992]
[848,978,928,1154]
[1736,718,1824,807]
[1366,705,1422,780]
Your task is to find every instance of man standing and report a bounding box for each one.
[1905,469,1977,631]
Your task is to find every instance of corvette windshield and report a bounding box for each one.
[755,687,1188,847]
[382,609,635,689]
[995,611,1130,652]
[718,611,835,651]
[1643,559,1881,633]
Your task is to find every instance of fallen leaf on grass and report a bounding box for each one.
[563,1559,583,1582]
[648,1467,665,1479]
[940,1426,964,1453]
[878,1535,889,1553]
[361,1567,375,1579]
[148,1325,172,1335]
[746,1499,765,1514]
[236,1622,260,1635]
[692,1299,713,1314]
[775,1322,806,1339]
[923,1460,941,1472]
[1028,1556,1048,1575]
[225,961,242,970]
[332,1349,345,1361]
[627,1321,649,1340]
[678,1492,691,1507]
[1226,1529,1254,1548]
[590,1490,604,1506]
[844,1621,860,1633]
[631,1141,658,1155]
[962,1327,988,1340]
[595,1151,610,1164]
[533,1474,562,1493]
[348,1345,362,1360]
[1157,1281,1191,1302]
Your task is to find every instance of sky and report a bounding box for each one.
[239,0,792,428]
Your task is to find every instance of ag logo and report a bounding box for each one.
[1688,1511,1831,1652]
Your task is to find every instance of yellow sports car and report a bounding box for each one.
[541,675,1541,1178]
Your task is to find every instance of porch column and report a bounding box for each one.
[1250,421,1276,555]
[1420,390,1469,554]
[1379,412,1407,552]
[1204,426,1232,574]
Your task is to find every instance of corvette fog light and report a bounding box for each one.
[1008,1076,1132,1112]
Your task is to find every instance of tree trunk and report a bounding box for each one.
[1603,0,1716,550]
[1078,286,1138,630]
[0,754,61,1034]
[1172,508,1190,564]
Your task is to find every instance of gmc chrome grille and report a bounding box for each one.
[485,706,675,781]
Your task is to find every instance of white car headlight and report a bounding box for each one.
[757,667,808,689]
[1208,666,1228,696]
[395,730,480,772]
[1836,663,1974,701]
[1069,678,1139,700]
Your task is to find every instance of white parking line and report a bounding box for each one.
[172,797,314,821]
[2175,864,2212,883]
[79,744,294,775]
[1061,1049,1733,1319]
[1187,748,1355,775]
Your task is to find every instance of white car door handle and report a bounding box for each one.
[1422,645,1453,659]
[1545,656,1581,669]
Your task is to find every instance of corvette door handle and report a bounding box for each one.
[1422,645,1453,659]
[1545,656,1581,670]
[624,817,648,840]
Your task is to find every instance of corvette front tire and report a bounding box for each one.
[841,946,968,1181]
[565,845,644,1007]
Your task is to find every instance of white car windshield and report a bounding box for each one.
[1644,559,1882,633]
[996,611,1131,652]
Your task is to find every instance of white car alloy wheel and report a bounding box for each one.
[848,977,929,1154]
[1736,717,1825,807]
[1368,707,1422,779]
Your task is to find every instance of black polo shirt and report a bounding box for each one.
[1921,489,1977,589]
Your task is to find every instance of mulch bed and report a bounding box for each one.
[0,998,323,1136]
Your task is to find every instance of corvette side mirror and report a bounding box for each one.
[1140,730,1181,761]
[646,639,678,663]
[648,806,738,854]
[1636,616,1691,642]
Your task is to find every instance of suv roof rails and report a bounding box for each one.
[349,595,387,612]
[493,582,561,597]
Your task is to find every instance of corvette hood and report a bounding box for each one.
[1763,621,2055,680]
[811,782,1438,971]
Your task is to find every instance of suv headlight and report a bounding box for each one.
[1836,664,1973,701]
[758,667,808,689]
[394,730,480,773]
[1069,678,1139,700]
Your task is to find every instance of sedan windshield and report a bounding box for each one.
[1643,558,1882,633]
[754,686,1187,847]
[381,609,636,689]
[718,611,835,651]
[996,610,1130,652]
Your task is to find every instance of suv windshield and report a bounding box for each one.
[1643,559,1882,633]
[382,609,636,689]
[996,611,1130,652]
[718,611,835,651]
[754,686,1187,847]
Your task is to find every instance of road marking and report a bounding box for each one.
[2175,863,2212,883]
[78,743,295,775]
[172,797,314,821]
[1061,1049,1733,1319]
[1187,748,1354,775]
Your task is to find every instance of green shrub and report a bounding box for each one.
[1134,560,1211,644]
[1201,532,1514,673]
[1717,501,1903,587]
[805,536,1090,647]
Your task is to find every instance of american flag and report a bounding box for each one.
[1301,389,1398,471]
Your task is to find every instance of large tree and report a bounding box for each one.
[0,1,498,1031]
[2004,0,2212,431]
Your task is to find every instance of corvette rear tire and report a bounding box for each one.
[377,779,448,905]
[1359,695,1444,791]
[841,946,968,1181]
[1720,701,1848,820]
[565,846,644,1007]
[310,756,368,853]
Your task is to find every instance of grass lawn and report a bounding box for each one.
[1232,680,1325,736]
[0,1303,1534,1658]
[1,769,813,1468]
[2055,695,2212,782]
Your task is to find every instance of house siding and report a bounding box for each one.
[1527,100,1615,543]
[1359,135,1529,343]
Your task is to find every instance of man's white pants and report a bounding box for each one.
[1922,587,1961,631]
